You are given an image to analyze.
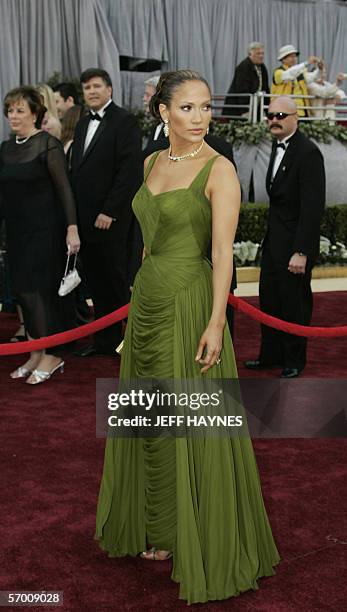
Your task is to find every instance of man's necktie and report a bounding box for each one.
[89,112,102,121]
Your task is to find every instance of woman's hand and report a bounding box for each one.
[66,225,81,255]
[195,323,224,374]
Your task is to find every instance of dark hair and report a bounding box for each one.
[3,85,46,128]
[60,104,84,146]
[53,82,79,104]
[80,68,112,89]
[149,70,211,121]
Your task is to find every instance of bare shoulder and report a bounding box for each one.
[212,155,237,176]
[208,155,238,188]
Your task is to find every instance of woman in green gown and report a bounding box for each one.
[95,70,280,605]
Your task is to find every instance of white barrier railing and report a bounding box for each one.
[212,93,255,121]
[212,92,347,124]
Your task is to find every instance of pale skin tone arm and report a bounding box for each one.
[195,157,241,373]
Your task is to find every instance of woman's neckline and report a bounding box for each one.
[145,151,219,198]
[14,130,43,144]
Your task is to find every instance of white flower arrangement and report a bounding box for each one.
[319,236,347,263]
[233,241,260,265]
[233,236,347,266]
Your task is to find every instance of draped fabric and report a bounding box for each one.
[95,152,280,604]
[1,0,346,139]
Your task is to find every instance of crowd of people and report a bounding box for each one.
[223,41,347,119]
[0,54,327,382]
[0,56,329,603]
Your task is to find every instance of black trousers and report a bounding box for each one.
[258,247,313,370]
[81,239,129,353]
[226,301,235,339]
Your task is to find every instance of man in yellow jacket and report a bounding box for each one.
[271,45,321,117]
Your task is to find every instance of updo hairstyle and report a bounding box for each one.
[149,70,211,122]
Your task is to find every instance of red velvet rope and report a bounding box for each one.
[0,304,129,355]
[0,294,346,356]
[227,294,347,338]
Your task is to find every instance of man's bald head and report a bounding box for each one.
[267,96,298,140]
[270,95,297,113]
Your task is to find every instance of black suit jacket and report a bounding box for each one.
[223,57,269,117]
[265,129,325,264]
[71,101,142,244]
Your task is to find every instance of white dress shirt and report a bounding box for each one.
[279,62,320,85]
[154,123,164,140]
[83,99,112,153]
[272,130,296,180]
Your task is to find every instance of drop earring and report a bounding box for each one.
[163,120,169,138]
[206,125,209,135]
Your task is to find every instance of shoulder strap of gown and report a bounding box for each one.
[144,150,161,181]
[190,154,221,193]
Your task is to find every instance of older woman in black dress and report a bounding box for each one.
[0,86,80,384]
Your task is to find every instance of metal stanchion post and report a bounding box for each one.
[251,94,257,123]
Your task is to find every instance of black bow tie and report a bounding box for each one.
[89,112,102,122]
[276,142,286,150]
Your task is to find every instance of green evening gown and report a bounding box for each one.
[95,151,280,604]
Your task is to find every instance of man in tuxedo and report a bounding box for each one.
[223,42,269,118]
[71,68,142,356]
[245,96,325,377]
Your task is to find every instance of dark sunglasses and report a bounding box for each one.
[266,111,297,120]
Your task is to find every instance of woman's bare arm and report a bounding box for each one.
[195,157,240,372]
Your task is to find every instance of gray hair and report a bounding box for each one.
[145,75,160,89]
[248,42,264,53]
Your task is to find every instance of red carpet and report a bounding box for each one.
[0,292,346,611]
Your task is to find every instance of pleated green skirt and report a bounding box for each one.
[95,258,280,604]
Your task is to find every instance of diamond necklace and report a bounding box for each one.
[168,140,204,162]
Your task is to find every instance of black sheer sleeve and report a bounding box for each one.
[0,143,4,212]
[46,135,77,226]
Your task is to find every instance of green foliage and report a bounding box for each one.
[237,203,347,243]
[133,110,157,136]
[299,121,347,144]
[134,113,347,146]
[206,120,347,146]
[235,204,268,243]
[210,121,269,147]
[236,203,347,265]
[335,206,347,244]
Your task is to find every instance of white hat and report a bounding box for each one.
[278,45,299,61]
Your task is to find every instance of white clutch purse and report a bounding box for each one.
[58,249,81,296]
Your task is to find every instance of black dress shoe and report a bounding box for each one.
[244,359,280,370]
[280,368,301,379]
[74,345,98,357]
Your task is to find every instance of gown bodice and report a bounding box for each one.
[132,151,219,262]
